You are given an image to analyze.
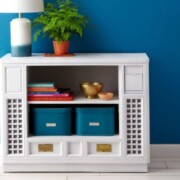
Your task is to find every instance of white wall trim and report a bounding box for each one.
[151,144,180,158]
[0,143,2,167]
[0,143,2,157]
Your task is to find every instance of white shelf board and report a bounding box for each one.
[1,53,149,64]
[28,94,119,104]
[27,135,121,142]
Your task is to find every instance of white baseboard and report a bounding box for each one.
[151,145,180,158]
[0,143,1,157]
[0,143,2,167]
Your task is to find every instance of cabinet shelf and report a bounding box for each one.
[27,135,121,141]
[28,94,119,104]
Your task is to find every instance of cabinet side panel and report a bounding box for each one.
[143,63,150,162]
[5,67,23,93]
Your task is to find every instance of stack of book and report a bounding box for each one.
[28,82,73,101]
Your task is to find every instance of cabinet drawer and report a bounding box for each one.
[87,142,121,157]
[125,74,143,91]
[5,66,23,93]
[29,142,62,156]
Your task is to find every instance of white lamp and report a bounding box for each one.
[0,0,44,57]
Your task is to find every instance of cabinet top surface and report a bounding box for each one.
[0,53,149,65]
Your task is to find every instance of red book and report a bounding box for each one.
[28,96,73,101]
[28,87,57,92]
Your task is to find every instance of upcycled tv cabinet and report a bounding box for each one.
[0,53,150,172]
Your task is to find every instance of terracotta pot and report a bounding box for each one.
[53,41,70,55]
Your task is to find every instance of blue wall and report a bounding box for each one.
[1,0,180,144]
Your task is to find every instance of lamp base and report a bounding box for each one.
[10,18,32,57]
[11,44,31,57]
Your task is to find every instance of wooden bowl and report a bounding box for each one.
[98,92,114,100]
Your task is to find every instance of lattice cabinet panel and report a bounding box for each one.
[7,99,24,155]
[126,98,143,156]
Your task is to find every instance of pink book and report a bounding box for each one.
[28,93,70,97]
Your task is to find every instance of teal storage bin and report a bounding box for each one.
[32,108,72,136]
[76,107,115,136]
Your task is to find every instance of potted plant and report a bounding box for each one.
[33,0,88,55]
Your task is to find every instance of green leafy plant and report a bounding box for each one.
[33,0,88,42]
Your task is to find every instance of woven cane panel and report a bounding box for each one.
[7,99,23,155]
[126,98,143,156]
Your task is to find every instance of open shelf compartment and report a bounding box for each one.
[27,65,119,103]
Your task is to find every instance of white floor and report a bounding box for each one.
[1,159,180,180]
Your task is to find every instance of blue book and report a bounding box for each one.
[28,82,55,87]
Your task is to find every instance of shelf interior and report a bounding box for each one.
[27,66,120,139]
[27,66,119,93]
[28,104,120,137]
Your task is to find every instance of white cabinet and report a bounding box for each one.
[0,53,149,172]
